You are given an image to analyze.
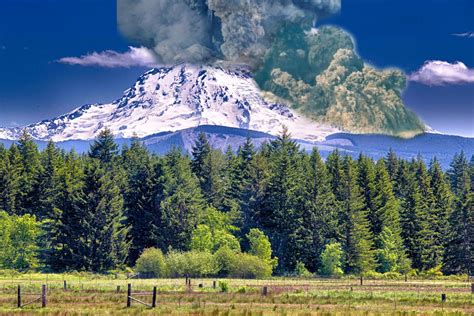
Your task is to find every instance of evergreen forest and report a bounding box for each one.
[0,129,472,278]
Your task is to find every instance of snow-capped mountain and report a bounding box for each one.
[0,64,339,142]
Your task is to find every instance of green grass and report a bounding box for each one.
[0,274,472,315]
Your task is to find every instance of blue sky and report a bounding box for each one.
[0,0,473,137]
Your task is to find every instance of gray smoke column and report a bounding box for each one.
[117,0,341,66]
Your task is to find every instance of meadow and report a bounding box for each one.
[0,273,472,315]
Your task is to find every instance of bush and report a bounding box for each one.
[0,211,40,271]
[219,281,229,292]
[190,225,213,252]
[135,248,168,277]
[319,242,344,277]
[213,230,241,252]
[214,246,237,277]
[295,261,313,278]
[420,265,444,278]
[166,250,217,277]
[247,229,278,269]
[214,246,272,279]
[364,270,383,279]
[228,253,272,279]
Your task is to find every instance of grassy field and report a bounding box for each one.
[0,274,472,315]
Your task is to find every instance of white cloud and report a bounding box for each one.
[58,46,158,68]
[408,60,474,86]
[452,32,474,38]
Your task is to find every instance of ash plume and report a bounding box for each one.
[117,0,341,66]
[117,0,426,136]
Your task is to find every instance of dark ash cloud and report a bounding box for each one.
[117,0,341,66]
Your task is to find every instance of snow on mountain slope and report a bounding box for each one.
[0,64,339,142]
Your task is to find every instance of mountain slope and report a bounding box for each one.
[1,125,471,169]
[0,64,339,142]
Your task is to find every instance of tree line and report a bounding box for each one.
[0,129,472,277]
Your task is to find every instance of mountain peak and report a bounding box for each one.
[0,64,339,142]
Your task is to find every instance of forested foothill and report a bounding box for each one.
[0,129,472,279]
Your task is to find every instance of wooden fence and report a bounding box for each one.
[17,284,46,308]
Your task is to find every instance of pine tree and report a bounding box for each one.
[235,138,258,236]
[40,151,87,271]
[398,161,424,269]
[372,160,409,272]
[201,149,228,209]
[385,149,399,181]
[81,158,129,271]
[17,130,41,215]
[121,138,159,264]
[257,127,303,272]
[89,128,119,165]
[357,155,378,236]
[33,141,62,220]
[2,145,23,215]
[326,150,345,201]
[158,148,204,251]
[243,148,270,240]
[447,152,469,195]
[377,226,411,273]
[191,132,211,180]
[0,145,16,213]
[373,160,402,238]
[339,157,376,275]
[429,158,453,266]
[414,159,439,270]
[297,148,338,272]
[220,146,240,214]
[444,152,473,275]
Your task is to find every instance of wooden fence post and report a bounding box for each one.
[471,283,474,294]
[127,284,131,308]
[41,284,46,308]
[63,280,67,291]
[17,285,21,308]
[262,286,268,296]
[360,276,363,286]
[152,286,157,308]
[213,281,216,289]
[116,285,121,293]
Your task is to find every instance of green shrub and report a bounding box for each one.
[190,225,213,252]
[166,250,217,277]
[214,246,272,279]
[0,211,40,271]
[213,230,241,252]
[228,253,272,279]
[237,286,247,293]
[219,281,229,292]
[247,228,278,269]
[319,242,344,277]
[135,248,168,277]
[383,272,402,280]
[364,270,383,279]
[295,261,313,278]
[214,246,237,277]
[420,265,444,278]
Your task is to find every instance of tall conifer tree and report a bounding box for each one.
[158,148,204,251]
[444,152,473,275]
[339,157,375,274]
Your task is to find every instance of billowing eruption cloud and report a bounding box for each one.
[255,26,425,136]
[117,0,341,66]
[117,0,426,136]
